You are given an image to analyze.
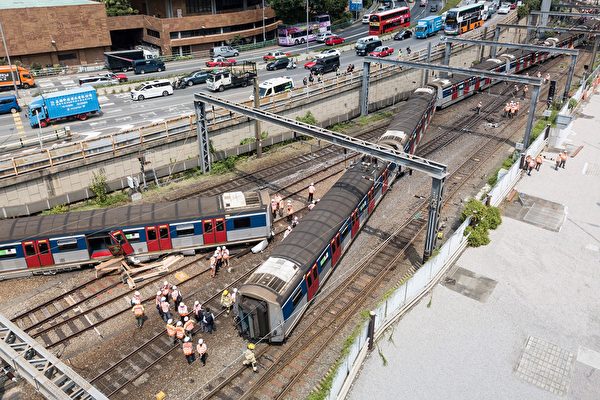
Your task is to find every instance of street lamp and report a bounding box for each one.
[306,0,309,54]
[0,21,19,98]
[262,0,266,42]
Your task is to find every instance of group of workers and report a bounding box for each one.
[271,183,321,241]
[524,150,568,176]
[503,101,521,118]
[209,245,230,277]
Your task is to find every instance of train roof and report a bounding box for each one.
[0,191,267,244]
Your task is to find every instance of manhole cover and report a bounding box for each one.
[442,267,497,303]
[583,162,600,177]
[503,192,566,232]
[515,336,574,396]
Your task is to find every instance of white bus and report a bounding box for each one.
[444,2,486,35]
[251,77,295,100]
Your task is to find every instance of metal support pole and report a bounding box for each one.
[35,110,43,150]
[422,42,432,86]
[367,311,376,351]
[540,0,552,26]
[491,27,500,58]
[194,101,211,173]
[442,42,451,78]
[423,176,444,263]
[480,27,488,62]
[526,14,534,41]
[523,85,541,148]
[592,35,599,73]
[0,22,18,98]
[262,0,266,42]
[360,61,370,116]
[253,78,262,158]
[306,0,309,55]
[563,54,578,102]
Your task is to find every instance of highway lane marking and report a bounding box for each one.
[38,82,55,88]
[115,116,132,122]
[89,121,107,126]
[101,103,115,107]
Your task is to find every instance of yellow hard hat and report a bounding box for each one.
[223,290,229,295]
[247,343,255,350]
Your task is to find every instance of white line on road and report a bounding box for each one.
[101,102,115,107]
[115,116,132,122]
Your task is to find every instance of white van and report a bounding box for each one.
[130,79,173,101]
[210,46,239,58]
[250,77,294,100]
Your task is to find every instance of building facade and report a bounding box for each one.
[0,0,279,67]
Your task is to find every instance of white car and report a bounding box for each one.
[130,79,173,101]
[497,4,511,14]
[316,32,334,43]
[316,49,341,58]
[362,14,371,24]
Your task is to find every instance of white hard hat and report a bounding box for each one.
[161,297,166,301]
[233,288,238,293]
[172,285,177,290]
[134,291,140,296]
[184,337,190,342]
[184,316,189,322]
[163,281,169,286]
[311,182,314,186]
[176,321,182,326]
[157,291,161,296]
[287,200,292,204]
[217,246,221,250]
[198,339,204,344]
[167,319,173,324]
[222,246,226,250]
[194,300,200,305]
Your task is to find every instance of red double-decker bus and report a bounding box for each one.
[368,7,411,35]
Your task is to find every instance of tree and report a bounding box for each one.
[102,0,138,16]
[268,0,348,24]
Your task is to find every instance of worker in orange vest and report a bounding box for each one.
[503,103,510,118]
[166,319,177,344]
[175,321,186,345]
[132,303,145,328]
[183,316,195,338]
[535,155,543,171]
[182,337,195,364]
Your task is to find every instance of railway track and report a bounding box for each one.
[192,55,574,400]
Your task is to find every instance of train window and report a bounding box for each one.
[159,227,169,239]
[57,239,79,251]
[0,247,17,259]
[24,243,36,256]
[215,219,225,232]
[359,199,367,214]
[38,242,50,254]
[232,217,251,229]
[203,221,213,233]
[306,273,312,287]
[124,232,141,243]
[176,225,195,237]
[147,229,157,241]
[318,251,329,267]
[291,287,303,307]
[340,220,350,240]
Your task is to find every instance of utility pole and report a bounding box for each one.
[0,21,19,98]
[306,0,309,55]
[262,0,266,42]
[253,78,262,158]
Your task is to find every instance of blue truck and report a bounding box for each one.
[415,15,443,39]
[28,86,101,128]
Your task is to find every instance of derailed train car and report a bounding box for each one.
[237,88,437,342]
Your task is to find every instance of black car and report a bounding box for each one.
[394,29,412,40]
[310,55,340,74]
[181,70,209,86]
[266,58,290,71]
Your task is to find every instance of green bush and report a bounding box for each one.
[464,224,490,247]
[42,204,69,215]
[461,199,502,247]
[90,171,108,203]
[210,156,237,174]
[296,111,318,125]
[96,192,129,207]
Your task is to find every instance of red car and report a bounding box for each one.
[509,2,517,9]
[304,59,318,69]
[325,36,345,46]
[369,46,394,57]
[263,51,292,61]
[206,57,237,67]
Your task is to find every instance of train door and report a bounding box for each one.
[351,210,359,236]
[382,169,389,193]
[146,226,160,252]
[305,264,319,301]
[22,240,54,268]
[203,219,216,245]
[331,234,341,267]
[214,218,227,243]
[451,85,458,100]
[368,188,375,213]
[515,59,521,72]
[464,80,470,95]
[109,230,134,255]
[474,77,480,91]
[146,225,173,252]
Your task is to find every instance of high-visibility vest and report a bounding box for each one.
[161,286,170,296]
[183,342,193,355]
[166,324,176,337]
[133,304,144,317]
[160,301,170,313]
[175,326,185,339]
[197,343,207,355]
[184,320,195,331]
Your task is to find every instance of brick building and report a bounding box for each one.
[0,0,111,66]
[0,0,280,67]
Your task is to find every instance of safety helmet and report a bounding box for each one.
[167,319,173,324]
[176,321,182,326]
[194,300,200,305]
[233,288,238,293]
[287,200,292,204]
[172,285,177,290]
[198,339,204,344]
[223,290,229,295]
[184,337,190,342]
[163,281,169,286]
[311,182,314,186]
[134,291,140,296]
[217,246,221,251]
[247,343,255,350]
[161,297,166,302]
[157,291,162,296]
[184,316,189,322]
[222,246,226,250]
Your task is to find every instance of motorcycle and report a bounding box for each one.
[286,60,297,70]
[174,78,186,89]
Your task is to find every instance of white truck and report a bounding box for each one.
[206,62,257,92]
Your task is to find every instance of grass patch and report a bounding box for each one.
[440,0,462,14]
[42,204,69,215]
[461,199,502,247]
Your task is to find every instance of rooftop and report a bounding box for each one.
[0,0,98,10]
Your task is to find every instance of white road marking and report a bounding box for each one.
[97,95,110,102]
[101,102,115,107]
[38,82,55,88]
[582,162,588,175]
[577,346,600,370]
[81,131,102,139]
[115,116,132,122]
[61,80,76,85]
[89,121,107,126]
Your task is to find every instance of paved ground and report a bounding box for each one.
[347,91,600,400]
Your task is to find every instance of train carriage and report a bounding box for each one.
[0,191,272,280]
[237,88,437,343]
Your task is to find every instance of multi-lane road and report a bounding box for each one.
[0,2,455,150]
